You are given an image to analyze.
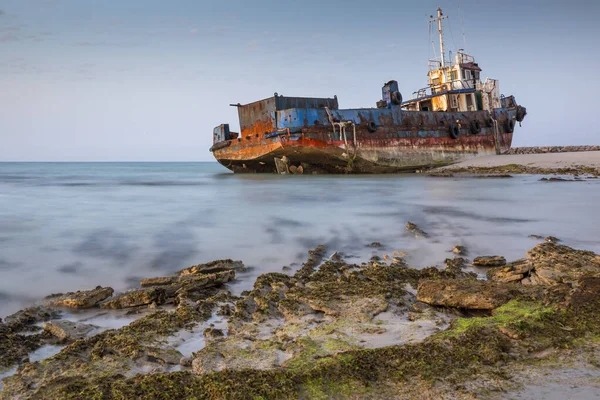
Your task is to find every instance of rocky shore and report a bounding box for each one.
[1,225,600,399]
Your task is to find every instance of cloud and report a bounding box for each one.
[0,9,4,16]
[189,27,198,35]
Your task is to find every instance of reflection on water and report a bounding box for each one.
[1,162,599,317]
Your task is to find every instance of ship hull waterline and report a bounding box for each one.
[213,130,514,174]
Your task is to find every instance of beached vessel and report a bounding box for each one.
[210,8,527,174]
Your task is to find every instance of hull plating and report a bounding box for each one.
[214,126,514,173]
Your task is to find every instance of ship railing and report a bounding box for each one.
[411,87,430,100]
[324,107,358,159]
[428,59,442,71]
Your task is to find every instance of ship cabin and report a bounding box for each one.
[401,49,502,114]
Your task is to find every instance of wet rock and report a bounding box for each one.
[472,256,506,267]
[539,177,578,182]
[179,259,244,277]
[3,306,60,330]
[568,276,600,310]
[367,242,383,248]
[100,287,167,309]
[294,245,327,281]
[176,270,236,294]
[475,174,513,178]
[43,320,97,341]
[147,347,184,365]
[140,276,177,287]
[444,258,477,280]
[544,236,560,244]
[0,318,46,368]
[45,286,114,309]
[417,279,539,310]
[525,243,600,286]
[452,245,467,255]
[408,301,439,321]
[180,356,193,367]
[204,327,224,340]
[529,234,544,240]
[487,259,534,283]
[405,222,428,238]
[427,171,454,177]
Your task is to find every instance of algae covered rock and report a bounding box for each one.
[179,259,244,277]
[100,287,167,309]
[416,279,539,310]
[472,256,506,267]
[43,320,97,341]
[3,306,60,329]
[45,286,114,309]
[140,276,177,287]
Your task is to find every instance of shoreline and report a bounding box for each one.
[426,150,600,176]
[1,225,600,399]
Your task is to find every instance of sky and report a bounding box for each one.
[0,0,599,161]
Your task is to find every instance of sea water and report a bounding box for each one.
[1,162,599,318]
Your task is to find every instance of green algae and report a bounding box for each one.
[444,300,554,337]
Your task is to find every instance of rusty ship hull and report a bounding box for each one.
[211,100,521,174]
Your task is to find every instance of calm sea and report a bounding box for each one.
[1,162,599,317]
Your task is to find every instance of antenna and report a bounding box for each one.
[458,5,467,51]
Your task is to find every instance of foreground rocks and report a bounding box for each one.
[2,242,600,399]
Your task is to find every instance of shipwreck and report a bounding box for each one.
[210,8,527,174]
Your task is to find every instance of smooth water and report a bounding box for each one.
[1,162,599,318]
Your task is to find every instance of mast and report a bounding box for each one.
[436,8,447,68]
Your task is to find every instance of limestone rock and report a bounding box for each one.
[452,245,467,255]
[405,222,428,238]
[525,243,600,286]
[179,260,244,277]
[473,256,506,267]
[140,276,177,287]
[45,286,114,309]
[43,320,97,341]
[417,279,537,310]
[487,259,533,283]
[100,287,167,309]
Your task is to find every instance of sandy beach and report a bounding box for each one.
[440,151,600,171]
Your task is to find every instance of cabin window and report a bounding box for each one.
[451,95,458,109]
[432,77,440,86]
[473,71,480,81]
[450,71,458,81]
